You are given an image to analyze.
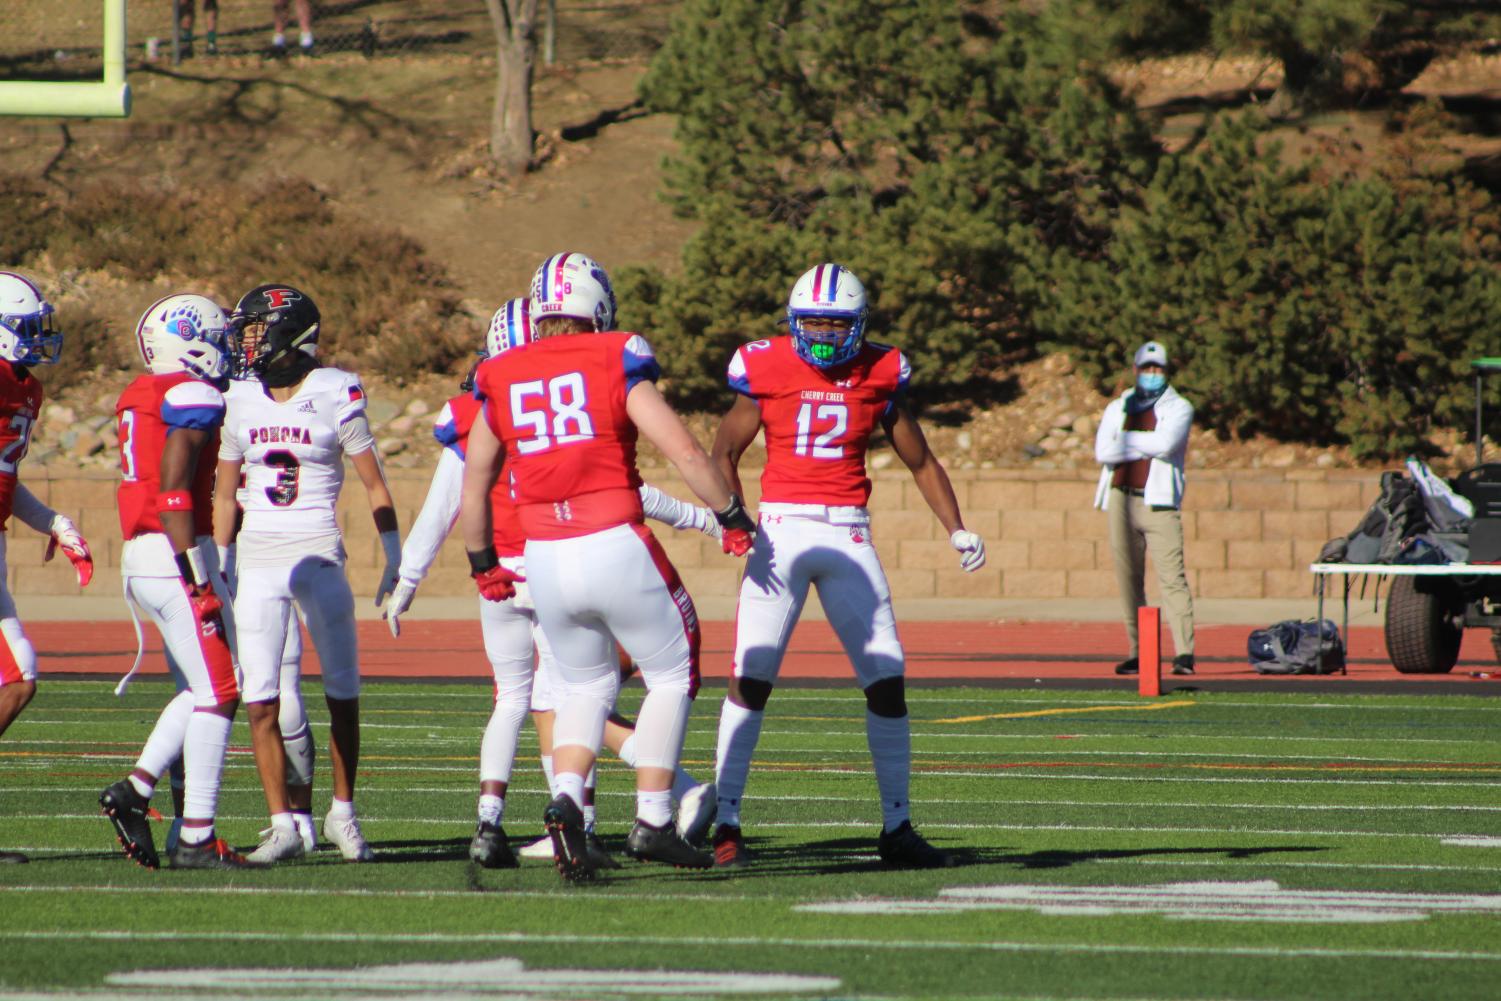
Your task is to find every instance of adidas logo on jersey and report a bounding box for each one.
[296,400,317,415]
[249,425,314,445]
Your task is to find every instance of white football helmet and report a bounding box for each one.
[529,252,616,332]
[0,271,62,366]
[787,263,868,368]
[134,293,232,384]
[485,297,535,357]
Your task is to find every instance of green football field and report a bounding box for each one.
[3,679,1501,1000]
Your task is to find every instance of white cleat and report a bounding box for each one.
[246,825,306,864]
[517,833,554,860]
[676,781,718,848]
[323,811,375,862]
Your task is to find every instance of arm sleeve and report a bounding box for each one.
[10,483,55,534]
[336,377,369,425]
[396,448,464,584]
[1123,397,1193,459]
[161,381,226,433]
[622,334,661,393]
[726,348,753,397]
[338,412,377,456]
[639,483,712,534]
[882,350,912,418]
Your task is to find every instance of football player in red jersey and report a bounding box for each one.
[389,299,719,868]
[461,252,754,882]
[707,263,987,870]
[0,272,93,865]
[98,293,251,869]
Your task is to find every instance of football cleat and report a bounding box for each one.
[625,819,713,869]
[170,837,259,869]
[99,779,160,870]
[517,833,554,860]
[542,794,594,883]
[469,821,518,869]
[323,811,375,862]
[675,781,718,848]
[877,820,956,869]
[246,825,305,864]
[711,823,751,868]
[585,830,622,870]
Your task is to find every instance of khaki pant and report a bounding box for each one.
[1108,488,1195,658]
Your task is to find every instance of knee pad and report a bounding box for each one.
[863,675,907,719]
[729,676,773,712]
[551,668,619,754]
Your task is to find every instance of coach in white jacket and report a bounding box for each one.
[1093,341,1196,676]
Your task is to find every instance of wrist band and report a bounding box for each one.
[467,547,499,575]
[174,547,208,587]
[156,490,194,513]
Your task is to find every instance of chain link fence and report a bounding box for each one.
[1,1,678,75]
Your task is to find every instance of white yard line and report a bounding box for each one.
[0,927,1498,964]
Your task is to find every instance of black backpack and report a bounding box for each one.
[1337,472,1428,564]
[1247,619,1345,675]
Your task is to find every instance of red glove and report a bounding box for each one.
[183,581,226,639]
[473,565,523,602]
[714,495,756,558]
[45,516,93,588]
[721,527,754,557]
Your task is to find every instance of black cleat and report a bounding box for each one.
[543,795,594,883]
[1114,658,1139,676]
[0,850,27,864]
[469,821,518,869]
[100,779,159,869]
[584,830,621,870]
[625,819,713,869]
[711,823,751,868]
[170,837,259,869]
[877,820,956,869]
[1171,654,1196,676]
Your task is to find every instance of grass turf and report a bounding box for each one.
[3,680,1501,1000]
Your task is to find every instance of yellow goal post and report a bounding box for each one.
[0,0,131,118]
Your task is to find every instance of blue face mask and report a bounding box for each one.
[1136,372,1166,394]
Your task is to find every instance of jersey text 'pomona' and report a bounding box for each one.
[728,336,909,507]
[474,332,653,540]
[116,372,224,540]
[219,368,366,536]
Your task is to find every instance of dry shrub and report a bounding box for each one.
[0,174,471,387]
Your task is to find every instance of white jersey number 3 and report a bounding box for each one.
[794,402,846,459]
[511,373,594,454]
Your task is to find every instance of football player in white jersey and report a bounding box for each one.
[212,284,401,864]
[384,299,720,868]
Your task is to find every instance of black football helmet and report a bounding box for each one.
[229,283,320,384]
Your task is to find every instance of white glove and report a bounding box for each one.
[384,578,417,638]
[950,529,986,573]
[696,506,722,540]
[375,530,402,606]
[44,514,93,587]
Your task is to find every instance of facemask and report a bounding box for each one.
[1136,372,1166,394]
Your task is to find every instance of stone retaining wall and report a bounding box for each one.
[10,467,1382,604]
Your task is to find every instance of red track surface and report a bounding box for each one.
[27,619,1501,687]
